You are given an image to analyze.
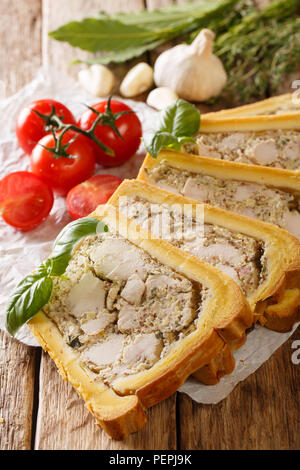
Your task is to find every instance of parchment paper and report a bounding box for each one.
[0,68,298,404]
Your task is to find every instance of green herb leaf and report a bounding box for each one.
[158,99,201,138]
[6,261,53,336]
[49,0,238,64]
[51,217,107,276]
[6,218,109,336]
[144,100,200,158]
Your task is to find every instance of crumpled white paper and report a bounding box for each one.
[0,68,298,404]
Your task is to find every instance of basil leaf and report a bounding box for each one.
[51,217,108,276]
[6,262,53,337]
[158,99,201,138]
[144,131,181,158]
[145,99,200,158]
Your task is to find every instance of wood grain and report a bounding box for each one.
[0,0,42,451]
[0,332,37,450]
[179,329,300,450]
[35,352,176,450]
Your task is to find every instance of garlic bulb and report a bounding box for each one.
[120,62,154,98]
[78,64,115,97]
[146,87,178,110]
[154,29,227,102]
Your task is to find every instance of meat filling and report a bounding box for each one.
[146,163,300,239]
[118,196,267,298]
[43,232,206,384]
[182,130,300,170]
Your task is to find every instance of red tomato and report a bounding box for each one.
[0,171,54,231]
[78,100,142,167]
[16,99,76,154]
[30,131,95,196]
[66,174,123,219]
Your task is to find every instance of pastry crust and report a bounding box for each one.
[28,204,251,439]
[137,154,300,329]
[204,94,300,119]
[199,112,300,133]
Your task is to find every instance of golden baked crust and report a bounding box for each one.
[137,155,300,330]
[199,112,300,133]
[139,149,300,191]
[204,94,300,119]
[28,204,251,439]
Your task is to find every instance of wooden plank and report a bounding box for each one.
[0,0,42,97]
[42,0,149,93]
[0,0,42,451]
[35,0,177,450]
[35,352,176,450]
[0,332,37,450]
[178,329,300,450]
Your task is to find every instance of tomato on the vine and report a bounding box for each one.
[78,100,142,167]
[16,99,76,154]
[66,174,123,220]
[0,171,54,231]
[30,131,95,196]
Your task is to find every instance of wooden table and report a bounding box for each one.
[0,0,299,451]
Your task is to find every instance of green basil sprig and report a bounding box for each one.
[6,217,108,336]
[144,99,201,158]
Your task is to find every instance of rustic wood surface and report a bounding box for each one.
[0,0,299,451]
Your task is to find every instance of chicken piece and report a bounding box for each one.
[123,333,163,366]
[66,271,106,318]
[251,140,278,164]
[182,178,208,202]
[234,184,257,201]
[197,141,221,158]
[145,274,191,298]
[81,313,116,335]
[90,238,147,282]
[282,210,300,239]
[220,133,245,151]
[121,274,145,305]
[215,263,239,283]
[82,334,124,366]
[117,302,143,332]
[184,242,243,266]
[285,142,300,160]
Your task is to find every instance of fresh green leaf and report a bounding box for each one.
[51,217,107,276]
[210,0,300,105]
[6,262,53,336]
[6,218,109,336]
[49,0,238,63]
[144,100,200,158]
[72,39,165,65]
[144,131,181,158]
[158,99,200,138]
[49,18,161,53]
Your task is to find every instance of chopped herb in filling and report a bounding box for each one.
[182,130,300,170]
[118,196,267,298]
[43,232,208,384]
[146,163,300,239]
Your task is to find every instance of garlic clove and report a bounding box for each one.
[153,29,227,102]
[78,64,115,97]
[146,87,178,110]
[120,62,154,98]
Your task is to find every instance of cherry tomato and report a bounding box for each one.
[16,99,76,154]
[0,171,54,231]
[66,174,123,219]
[78,100,142,167]
[30,131,95,196]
